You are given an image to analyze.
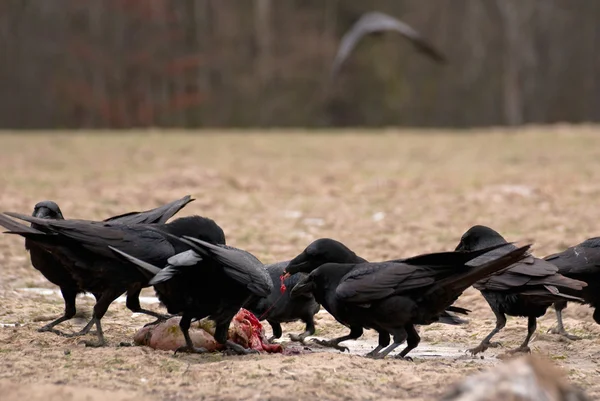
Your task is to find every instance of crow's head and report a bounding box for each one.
[32,201,64,220]
[285,238,358,276]
[455,225,507,252]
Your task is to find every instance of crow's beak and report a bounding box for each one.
[33,207,51,219]
[282,272,291,279]
[455,241,465,252]
[290,276,315,298]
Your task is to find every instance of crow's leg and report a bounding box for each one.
[365,330,391,358]
[267,320,282,342]
[39,287,78,334]
[547,301,580,340]
[395,325,419,361]
[174,313,208,354]
[289,315,316,343]
[311,326,363,353]
[212,321,259,355]
[373,329,408,359]
[75,290,122,347]
[508,315,536,354]
[125,286,171,326]
[468,309,506,355]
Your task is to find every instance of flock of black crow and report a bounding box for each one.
[1,195,599,360]
[3,12,599,363]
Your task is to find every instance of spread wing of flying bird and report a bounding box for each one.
[331,11,447,77]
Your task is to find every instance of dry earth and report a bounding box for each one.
[0,126,599,400]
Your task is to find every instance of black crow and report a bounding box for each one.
[544,237,600,339]
[0,211,223,347]
[244,261,320,343]
[280,238,469,352]
[111,237,273,355]
[2,196,193,334]
[285,238,531,359]
[455,225,587,355]
[331,11,446,78]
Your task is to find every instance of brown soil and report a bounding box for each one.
[0,127,599,400]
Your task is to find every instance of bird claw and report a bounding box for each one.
[547,327,581,341]
[395,355,413,361]
[174,345,208,355]
[310,338,349,353]
[507,346,531,354]
[288,333,307,344]
[267,335,279,343]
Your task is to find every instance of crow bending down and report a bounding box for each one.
[285,238,530,359]
[1,196,193,334]
[0,211,223,346]
[455,225,587,355]
[112,237,272,355]
[244,261,320,343]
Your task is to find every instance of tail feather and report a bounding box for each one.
[0,214,44,235]
[426,244,532,297]
[104,195,194,225]
[108,246,161,276]
[438,310,469,325]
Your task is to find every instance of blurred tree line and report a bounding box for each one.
[1,0,599,129]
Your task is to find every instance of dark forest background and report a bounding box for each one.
[2,0,599,129]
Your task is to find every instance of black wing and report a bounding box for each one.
[4,212,176,263]
[103,195,194,225]
[336,261,430,304]
[544,238,600,276]
[331,11,446,77]
[180,236,273,297]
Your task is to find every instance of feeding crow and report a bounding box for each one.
[244,261,320,343]
[455,225,587,355]
[0,196,193,334]
[0,211,223,346]
[111,237,273,355]
[544,237,600,339]
[331,11,446,78]
[281,238,469,352]
[285,238,531,359]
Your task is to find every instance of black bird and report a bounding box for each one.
[0,211,223,347]
[282,238,469,352]
[331,11,446,78]
[455,225,587,355]
[1,196,193,334]
[111,237,273,355]
[244,261,320,343]
[285,238,531,359]
[544,237,600,339]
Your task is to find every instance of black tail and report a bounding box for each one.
[103,195,194,225]
[427,244,532,297]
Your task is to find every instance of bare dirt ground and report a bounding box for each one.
[0,126,599,400]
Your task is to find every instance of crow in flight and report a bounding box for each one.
[284,238,530,359]
[455,225,586,355]
[0,196,193,334]
[331,11,446,78]
[0,210,223,347]
[544,237,600,339]
[111,237,273,355]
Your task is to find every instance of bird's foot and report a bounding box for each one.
[288,332,308,344]
[310,338,349,353]
[223,341,259,355]
[395,355,413,361]
[365,351,383,359]
[547,326,581,341]
[174,345,208,355]
[267,335,280,343]
[467,341,499,356]
[507,346,531,354]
